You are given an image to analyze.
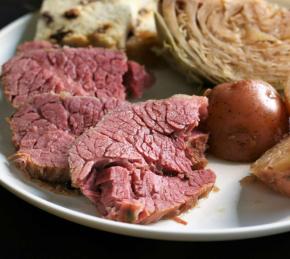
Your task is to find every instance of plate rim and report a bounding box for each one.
[0,13,290,241]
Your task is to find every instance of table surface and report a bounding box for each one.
[1,1,290,258]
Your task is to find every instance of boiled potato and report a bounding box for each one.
[251,136,290,197]
[205,80,289,162]
[284,79,290,114]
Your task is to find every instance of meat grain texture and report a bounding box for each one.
[69,95,216,224]
[10,93,125,183]
[1,41,154,108]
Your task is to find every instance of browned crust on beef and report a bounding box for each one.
[10,152,70,183]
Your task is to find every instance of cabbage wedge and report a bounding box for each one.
[156,0,290,89]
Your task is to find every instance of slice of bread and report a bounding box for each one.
[35,0,158,62]
[128,0,157,42]
[35,0,132,49]
[125,0,159,62]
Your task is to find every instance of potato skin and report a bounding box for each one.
[205,80,289,162]
[284,80,290,114]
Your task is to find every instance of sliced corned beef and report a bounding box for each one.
[16,40,58,53]
[124,61,155,98]
[2,41,154,108]
[10,93,125,183]
[69,94,216,224]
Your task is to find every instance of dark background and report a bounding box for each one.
[0,1,290,258]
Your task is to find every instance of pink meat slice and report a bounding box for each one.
[124,61,155,98]
[10,93,126,183]
[2,41,154,108]
[69,94,216,224]
[16,40,59,53]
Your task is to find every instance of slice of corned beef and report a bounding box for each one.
[69,94,216,224]
[10,93,125,183]
[1,41,154,108]
[16,40,59,53]
[124,61,155,98]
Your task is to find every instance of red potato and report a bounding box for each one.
[284,79,290,114]
[205,80,289,162]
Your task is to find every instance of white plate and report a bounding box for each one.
[1,13,290,242]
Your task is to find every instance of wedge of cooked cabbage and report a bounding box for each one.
[156,0,290,89]
[251,136,290,197]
